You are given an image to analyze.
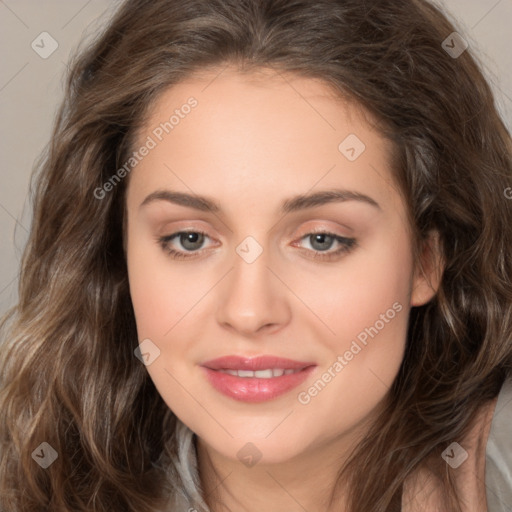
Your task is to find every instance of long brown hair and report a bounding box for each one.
[1,0,511,510]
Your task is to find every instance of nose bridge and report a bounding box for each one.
[216,234,289,334]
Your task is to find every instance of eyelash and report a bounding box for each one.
[157,229,357,262]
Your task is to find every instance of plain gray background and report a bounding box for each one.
[0,0,511,316]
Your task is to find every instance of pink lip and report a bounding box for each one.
[202,355,315,371]
[200,355,316,402]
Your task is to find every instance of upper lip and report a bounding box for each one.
[201,355,316,371]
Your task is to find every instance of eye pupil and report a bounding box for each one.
[180,232,204,250]
[310,233,334,251]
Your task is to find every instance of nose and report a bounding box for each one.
[215,245,291,337]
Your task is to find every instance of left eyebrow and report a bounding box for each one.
[280,189,381,213]
[139,188,381,213]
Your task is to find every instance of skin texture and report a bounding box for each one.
[125,66,443,512]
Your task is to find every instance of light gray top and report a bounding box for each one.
[170,376,512,511]
[485,376,512,511]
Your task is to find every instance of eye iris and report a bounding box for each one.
[310,233,334,251]
[180,232,204,251]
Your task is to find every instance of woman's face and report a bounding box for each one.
[125,66,439,465]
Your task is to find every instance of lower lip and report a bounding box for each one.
[201,366,316,403]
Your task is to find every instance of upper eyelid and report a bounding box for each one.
[163,229,354,250]
[164,227,351,239]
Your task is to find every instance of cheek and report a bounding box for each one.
[300,228,413,347]
[296,232,412,422]
[126,241,171,339]
[126,237,201,419]
[126,228,207,340]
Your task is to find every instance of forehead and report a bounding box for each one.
[141,65,379,139]
[127,66,399,216]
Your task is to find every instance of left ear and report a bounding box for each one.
[410,230,444,307]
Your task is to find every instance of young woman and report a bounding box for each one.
[1,0,511,511]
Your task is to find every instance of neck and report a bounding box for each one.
[195,421,373,512]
